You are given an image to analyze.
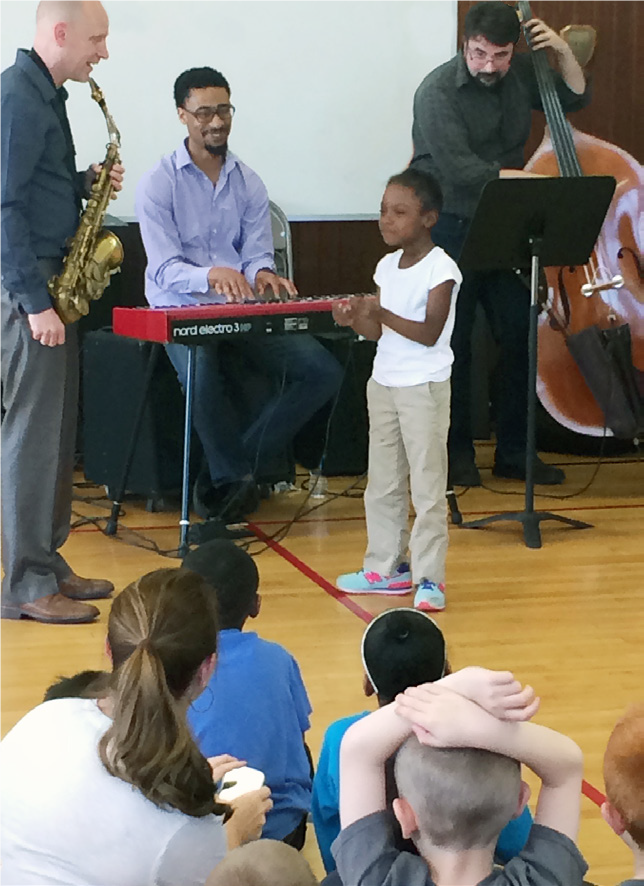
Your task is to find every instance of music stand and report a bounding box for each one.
[457,175,616,548]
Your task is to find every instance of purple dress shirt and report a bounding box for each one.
[135,140,275,307]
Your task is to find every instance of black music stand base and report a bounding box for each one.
[455,176,614,548]
[462,509,592,550]
[460,262,593,548]
[460,251,593,548]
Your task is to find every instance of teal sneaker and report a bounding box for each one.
[414,580,446,612]
[336,562,412,595]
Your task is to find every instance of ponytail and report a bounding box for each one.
[100,569,225,817]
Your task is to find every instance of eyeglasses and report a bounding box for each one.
[465,45,513,65]
[182,103,236,124]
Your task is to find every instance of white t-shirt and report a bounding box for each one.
[0,698,227,886]
[372,246,461,387]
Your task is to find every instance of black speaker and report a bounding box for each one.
[82,331,297,502]
[83,330,188,499]
[295,336,376,476]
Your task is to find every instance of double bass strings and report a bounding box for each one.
[519,1,601,291]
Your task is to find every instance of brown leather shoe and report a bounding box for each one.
[3,593,99,624]
[58,574,114,601]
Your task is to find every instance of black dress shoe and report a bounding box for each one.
[493,456,565,485]
[187,519,255,545]
[448,456,481,488]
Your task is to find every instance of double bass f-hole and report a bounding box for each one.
[517,0,644,438]
[517,3,609,304]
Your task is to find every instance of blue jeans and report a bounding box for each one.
[432,212,530,464]
[165,334,343,486]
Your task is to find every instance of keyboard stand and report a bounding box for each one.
[177,345,197,556]
[105,342,162,538]
[104,343,209,555]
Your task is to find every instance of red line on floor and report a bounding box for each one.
[247,522,373,624]
[74,512,618,809]
[247,521,607,810]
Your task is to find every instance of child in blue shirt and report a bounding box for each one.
[312,608,533,874]
[183,540,312,848]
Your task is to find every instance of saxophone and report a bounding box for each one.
[48,78,124,324]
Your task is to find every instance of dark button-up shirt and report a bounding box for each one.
[1,49,84,313]
[411,51,591,219]
[28,48,79,187]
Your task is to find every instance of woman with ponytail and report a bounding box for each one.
[1,568,271,885]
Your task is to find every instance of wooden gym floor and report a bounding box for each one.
[1,441,642,883]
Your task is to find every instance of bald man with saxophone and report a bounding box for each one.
[1,1,124,624]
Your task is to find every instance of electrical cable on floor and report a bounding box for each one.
[73,335,369,559]
[474,427,641,502]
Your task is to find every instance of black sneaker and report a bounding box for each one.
[493,456,565,485]
[216,479,261,522]
[193,478,260,521]
[187,519,255,545]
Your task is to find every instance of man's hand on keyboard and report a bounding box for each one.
[207,267,254,302]
[255,270,298,301]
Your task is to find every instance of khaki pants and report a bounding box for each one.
[363,377,450,585]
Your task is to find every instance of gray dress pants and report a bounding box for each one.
[1,271,78,608]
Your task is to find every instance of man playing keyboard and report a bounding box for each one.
[136,66,342,522]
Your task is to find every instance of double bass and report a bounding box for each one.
[518,0,643,438]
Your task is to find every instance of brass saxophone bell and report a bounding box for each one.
[94,229,124,272]
[85,229,124,292]
[48,79,123,324]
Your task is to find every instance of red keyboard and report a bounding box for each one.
[112,297,352,344]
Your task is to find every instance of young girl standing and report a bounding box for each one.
[333,169,461,612]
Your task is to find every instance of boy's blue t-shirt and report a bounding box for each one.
[312,712,534,874]
[312,712,369,871]
[188,629,312,840]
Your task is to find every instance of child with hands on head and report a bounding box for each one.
[335,667,588,886]
[332,168,462,612]
[312,609,533,874]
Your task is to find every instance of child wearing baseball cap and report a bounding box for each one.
[312,608,532,874]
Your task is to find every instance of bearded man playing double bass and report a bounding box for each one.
[410,0,590,488]
[1,1,123,624]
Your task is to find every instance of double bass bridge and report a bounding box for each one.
[580,274,624,297]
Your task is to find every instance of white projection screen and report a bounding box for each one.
[1,1,457,219]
